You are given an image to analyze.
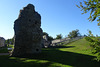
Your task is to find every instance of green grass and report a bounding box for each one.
[0,45,14,53]
[0,48,8,53]
[0,38,100,67]
[6,44,14,48]
[60,38,93,55]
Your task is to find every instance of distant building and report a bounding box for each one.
[0,37,5,47]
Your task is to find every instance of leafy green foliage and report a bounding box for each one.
[85,30,100,61]
[85,36,100,61]
[48,36,54,41]
[87,30,94,36]
[56,34,62,39]
[5,37,14,45]
[76,0,100,25]
[68,29,80,38]
[77,0,100,61]
[85,37,94,42]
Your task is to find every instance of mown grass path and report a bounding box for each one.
[0,38,100,67]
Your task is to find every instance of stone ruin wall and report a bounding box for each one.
[11,4,43,57]
[0,37,5,47]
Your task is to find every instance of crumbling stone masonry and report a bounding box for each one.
[11,4,43,57]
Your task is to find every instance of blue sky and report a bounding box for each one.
[0,0,100,39]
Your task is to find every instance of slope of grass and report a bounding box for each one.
[0,38,100,67]
[60,38,94,55]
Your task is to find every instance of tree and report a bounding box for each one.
[48,36,54,41]
[68,29,80,38]
[77,0,100,61]
[5,37,14,45]
[87,30,93,37]
[76,0,100,25]
[56,34,62,39]
[85,34,100,61]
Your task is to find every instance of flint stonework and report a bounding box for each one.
[11,4,43,57]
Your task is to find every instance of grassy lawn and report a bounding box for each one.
[7,45,14,48]
[0,38,100,67]
[0,48,8,53]
[0,45,14,53]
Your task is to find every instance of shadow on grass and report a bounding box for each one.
[0,47,100,67]
[27,48,100,67]
[0,55,52,67]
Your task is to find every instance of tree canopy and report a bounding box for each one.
[56,34,62,39]
[5,37,14,45]
[76,0,100,25]
[68,29,80,38]
[77,0,100,61]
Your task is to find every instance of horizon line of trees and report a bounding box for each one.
[6,29,87,45]
[44,29,84,40]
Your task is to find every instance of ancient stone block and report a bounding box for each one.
[11,4,43,57]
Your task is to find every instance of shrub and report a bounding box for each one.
[85,36,100,61]
[85,37,94,42]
